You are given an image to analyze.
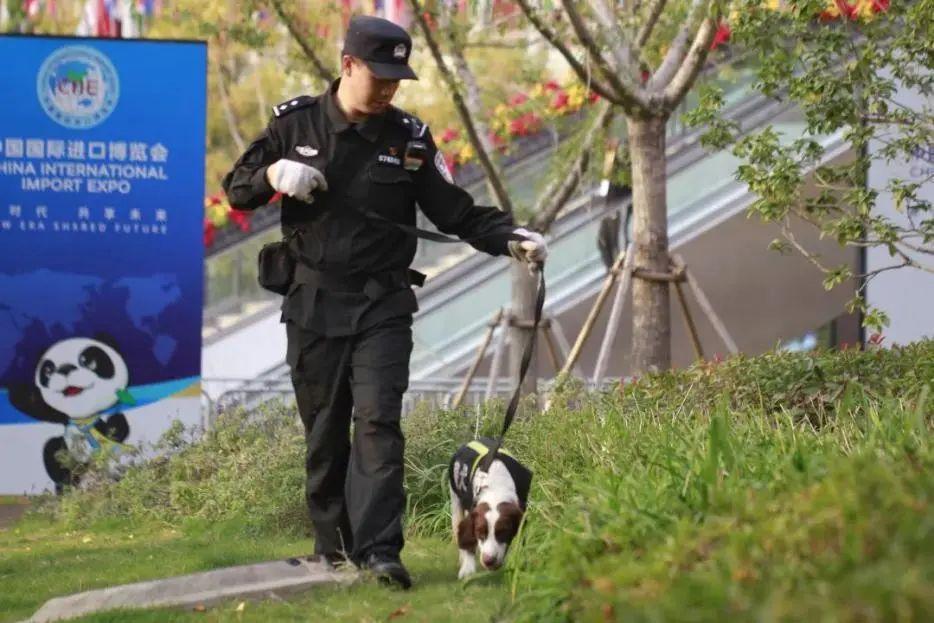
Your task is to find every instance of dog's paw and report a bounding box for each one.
[458,562,477,580]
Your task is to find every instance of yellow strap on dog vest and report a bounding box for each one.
[466,440,515,479]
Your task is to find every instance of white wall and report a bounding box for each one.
[866,74,934,345]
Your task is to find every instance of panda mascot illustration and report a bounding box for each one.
[8,336,135,492]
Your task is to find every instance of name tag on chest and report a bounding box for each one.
[378,154,402,166]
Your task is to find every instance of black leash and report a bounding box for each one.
[477,264,545,474]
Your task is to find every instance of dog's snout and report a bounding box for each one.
[481,555,499,569]
[57,364,77,376]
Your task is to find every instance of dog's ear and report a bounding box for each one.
[457,513,477,551]
[494,502,524,544]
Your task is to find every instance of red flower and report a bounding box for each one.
[509,117,528,136]
[588,90,600,103]
[229,208,251,232]
[509,112,542,136]
[488,132,508,152]
[203,220,215,247]
[443,152,457,172]
[440,127,460,144]
[551,90,570,111]
[543,80,560,92]
[206,193,223,207]
[871,0,889,12]
[710,22,731,51]
[820,0,858,21]
[868,333,885,346]
[508,92,529,106]
[640,69,650,84]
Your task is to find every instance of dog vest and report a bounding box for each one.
[448,437,532,511]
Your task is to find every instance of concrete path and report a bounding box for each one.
[27,556,357,622]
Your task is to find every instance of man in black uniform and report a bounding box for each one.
[222,15,547,589]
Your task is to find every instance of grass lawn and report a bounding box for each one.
[3,343,931,622]
[0,516,510,623]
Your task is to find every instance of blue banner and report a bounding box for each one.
[0,35,206,492]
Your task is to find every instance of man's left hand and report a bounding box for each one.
[509,227,548,265]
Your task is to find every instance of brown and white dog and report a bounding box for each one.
[448,438,532,579]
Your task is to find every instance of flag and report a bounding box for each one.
[24,0,41,18]
[385,0,410,27]
[97,0,114,36]
[75,0,96,35]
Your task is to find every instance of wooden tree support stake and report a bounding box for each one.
[592,248,635,385]
[673,279,704,361]
[485,310,511,401]
[673,254,738,355]
[558,244,633,380]
[452,308,503,409]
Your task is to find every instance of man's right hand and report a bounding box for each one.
[266,159,328,203]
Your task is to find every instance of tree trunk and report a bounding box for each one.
[627,114,671,373]
[509,261,539,404]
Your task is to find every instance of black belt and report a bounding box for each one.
[294,261,426,299]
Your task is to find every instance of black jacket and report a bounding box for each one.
[222,79,516,336]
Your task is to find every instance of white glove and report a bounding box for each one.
[509,227,548,264]
[266,159,328,203]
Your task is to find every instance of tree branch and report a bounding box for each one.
[530,101,615,231]
[514,0,622,105]
[269,0,334,84]
[636,0,668,50]
[587,0,637,77]
[662,17,718,108]
[561,0,649,113]
[408,0,515,215]
[438,5,508,208]
[215,55,245,153]
[649,0,708,91]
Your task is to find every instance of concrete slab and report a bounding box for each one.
[27,556,357,622]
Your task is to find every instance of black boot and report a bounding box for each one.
[362,553,412,589]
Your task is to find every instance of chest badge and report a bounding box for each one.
[378,149,403,166]
[295,145,318,157]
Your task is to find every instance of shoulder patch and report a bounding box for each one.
[272,95,317,118]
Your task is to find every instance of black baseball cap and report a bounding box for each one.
[342,15,418,81]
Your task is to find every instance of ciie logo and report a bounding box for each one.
[37,45,119,129]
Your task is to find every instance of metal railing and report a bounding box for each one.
[201,376,555,428]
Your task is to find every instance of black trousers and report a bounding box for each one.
[285,315,413,564]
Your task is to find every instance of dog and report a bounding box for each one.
[448,437,532,579]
